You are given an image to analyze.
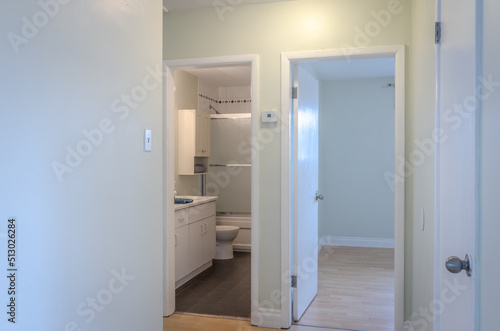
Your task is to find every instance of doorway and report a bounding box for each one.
[163,55,259,320]
[280,45,405,330]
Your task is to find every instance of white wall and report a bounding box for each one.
[174,70,201,196]
[163,0,412,315]
[319,77,395,241]
[479,0,500,329]
[0,1,163,330]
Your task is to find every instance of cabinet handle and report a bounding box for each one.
[203,223,208,234]
[178,217,186,223]
[200,224,204,235]
[175,233,179,246]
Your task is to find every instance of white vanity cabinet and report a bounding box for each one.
[174,199,216,288]
[174,209,190,282]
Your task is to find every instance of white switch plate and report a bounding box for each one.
[420,208,425,231]
[144,129,152,151]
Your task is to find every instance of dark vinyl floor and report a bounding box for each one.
[175,252,251,318]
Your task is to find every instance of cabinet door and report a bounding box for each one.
[195,111,210,156]
[175,225,190,282]
[202,216,216,264]
[189,220,204,271]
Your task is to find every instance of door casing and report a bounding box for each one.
[162,55,259,321]
[280,45,406,329]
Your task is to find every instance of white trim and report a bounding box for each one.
[434,1,442,328]
[280,53,293,329]
[320,236,395,249]
[281,45,405,330]
[163,65,176,316]
[255,308,282,329]
[163,55,260,324]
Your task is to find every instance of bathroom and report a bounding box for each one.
[172,65,252,318]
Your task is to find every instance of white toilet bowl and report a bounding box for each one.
[215,225,240,260]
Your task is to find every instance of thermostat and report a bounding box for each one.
[261,111,278,123]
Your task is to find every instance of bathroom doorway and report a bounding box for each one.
[163,55,259,320]
[174,65,252,318]
[280,45,405,330]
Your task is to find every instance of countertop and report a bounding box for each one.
[174,196,218,211]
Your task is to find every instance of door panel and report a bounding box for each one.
[292,64,319,321]
[438,0,477,328]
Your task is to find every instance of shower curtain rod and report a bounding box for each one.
[210,113,251,119]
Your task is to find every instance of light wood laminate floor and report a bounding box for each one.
[163,313,352,331]
[164,246,394,331]
[297,246,394,331]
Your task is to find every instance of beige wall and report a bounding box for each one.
[164,0,412,315]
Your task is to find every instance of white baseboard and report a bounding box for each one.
[252,308,281,329]
[320,236,395,249]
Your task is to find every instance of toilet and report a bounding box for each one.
[215,225,240,260]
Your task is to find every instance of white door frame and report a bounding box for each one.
[280,45,406,329]
[162,55,260,319]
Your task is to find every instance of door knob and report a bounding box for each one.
[445,254,472,277]
[315,193,324,201]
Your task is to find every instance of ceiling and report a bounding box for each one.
[182,65,251,87]
[163,0,295,11]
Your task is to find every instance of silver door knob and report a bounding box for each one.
[445,254,472,277]
[315,193,324,201]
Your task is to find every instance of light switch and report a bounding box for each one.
[144,129,152,151]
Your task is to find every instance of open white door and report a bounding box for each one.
[292,64,320,322]
[437,0,478,329]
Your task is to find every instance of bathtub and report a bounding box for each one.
[216,213,251,252]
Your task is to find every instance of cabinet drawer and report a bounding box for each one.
[175,209,189,228]
[189,202,216,223]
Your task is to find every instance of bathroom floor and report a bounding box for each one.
[175,251,251,318]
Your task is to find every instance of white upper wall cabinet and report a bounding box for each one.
[195,111,210,157]
[178,109,210,175]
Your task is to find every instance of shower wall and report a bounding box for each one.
[206,85,252,214]
[217,86,251,114]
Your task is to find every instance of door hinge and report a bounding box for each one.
[292,87,298,99]
[435,22,441,44]
[291,275,297,288]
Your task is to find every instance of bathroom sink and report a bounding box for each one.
[174,198,193,204]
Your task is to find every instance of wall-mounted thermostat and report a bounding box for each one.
[261,111,278,123]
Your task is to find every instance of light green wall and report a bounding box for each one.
[319,77,395,240]
[409,0,436,328]
[1,1,163,330]
[164,0,412,313]
[480,0,500,329]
